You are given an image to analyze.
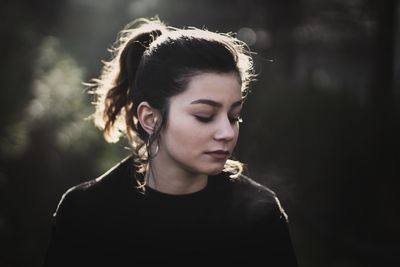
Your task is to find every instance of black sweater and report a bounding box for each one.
[44,157,298,266]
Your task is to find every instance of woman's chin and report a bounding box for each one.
[205,167,224,176]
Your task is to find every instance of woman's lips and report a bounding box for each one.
[205,150,230,160]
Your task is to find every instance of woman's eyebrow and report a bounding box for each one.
[190,99,243,108]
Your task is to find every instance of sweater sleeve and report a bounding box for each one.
[255,196,299,266]
[225,175,299,266]
[43,187,89,267]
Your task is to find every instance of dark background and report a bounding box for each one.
[1,0,399,266]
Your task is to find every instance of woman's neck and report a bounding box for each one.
[145,156,208,195]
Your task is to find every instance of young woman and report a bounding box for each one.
[44,18,298,266]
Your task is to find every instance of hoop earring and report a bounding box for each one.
[146,134,159,159]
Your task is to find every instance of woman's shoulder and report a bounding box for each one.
[236,174,277,196]
[53,156,136,217]
[63,156,133,193]
[217,172,275,199]
[216,172,289,222]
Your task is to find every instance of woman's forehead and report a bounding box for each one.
[179,72,242,103]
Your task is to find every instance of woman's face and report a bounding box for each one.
[157,72,243,177]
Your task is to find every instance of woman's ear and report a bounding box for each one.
[137,101,159,135]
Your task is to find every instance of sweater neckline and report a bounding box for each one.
[144,178,213,201]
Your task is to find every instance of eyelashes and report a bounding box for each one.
[194,115,243,124]
[194,116,213,123]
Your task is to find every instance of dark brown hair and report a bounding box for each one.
[89,17,256,180]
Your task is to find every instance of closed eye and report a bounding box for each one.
[194,115,213,123]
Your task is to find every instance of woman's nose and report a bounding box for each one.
[213,117,236,141]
